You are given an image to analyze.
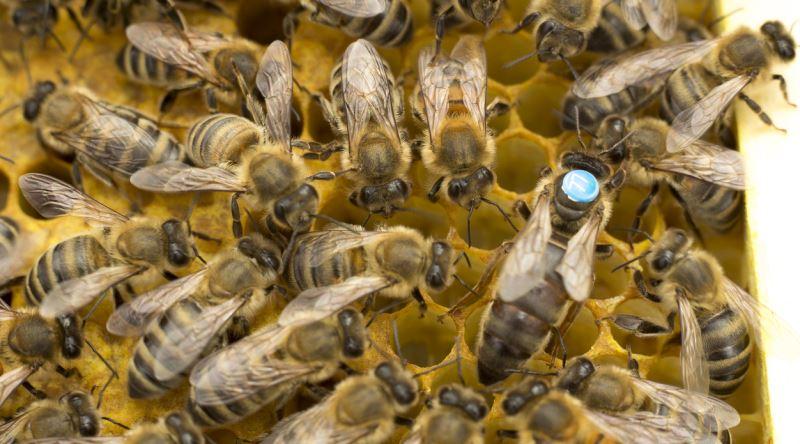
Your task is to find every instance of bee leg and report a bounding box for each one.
[291,140,343,160]
[486,97,513,119]
[738,92,786,132]
[412,287,427,317]
[502,11,541,34]
[632,269,661,303]
[230,192,243,238]
[594,244,614,259]
[605,314,672,338]
[22,381,47,399]
[434,5,454,56]
[55,365,81,379]
[203,87,219,114]
[550,326,568,368]
[513,199,531,221]
[427,176,445,202]
[65,7,90,40]
[626,344,640,377]
[629,183,659,248]
[282,5,305,47]
[394,416,414,427]
[154,0,187,32]
[666,186,704,245]
[771,74,796,107]
[496,430,519,440]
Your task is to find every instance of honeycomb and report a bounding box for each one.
[0,0,766,442]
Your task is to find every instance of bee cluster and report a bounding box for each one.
[0,0,793,442]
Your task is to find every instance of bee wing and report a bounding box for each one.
[19,173,129,227]
[620,0,647,29]
[651,140,745,190]
[256,41,293,152]
[305,228,391,267]
[631,377,740,429]
[555,210,603,302]
[317,0,386,17]
[677,294,710,394]
[497,192,552,302]
[450,35,488,133]
[584,409,711,444]
[666,75,750,153]
[130,161,247,193]
[153,295,249,382]
[278,275,395,327]
[0,409,35,444]
[572,39,718,98]
[263,400,378,444]
[125,22,223,84]
[106,268,208,337]
[0,365,37,407]
[641,0,678,40]
[0,298,20,321]
[722,277,800,357]
[342,39,402,151]
[40,264,145,319]
[418,46,451,140]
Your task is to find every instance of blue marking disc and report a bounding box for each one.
[562,170,599,203]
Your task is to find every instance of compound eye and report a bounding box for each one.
[40,80,56,94]
[475,167,494,184]
[375,362,393,380]
[653,253,673,271]
[540,20,556,35]
[447,179,466,200]
[439,386,459,406]
[502,393,526,415]
[393,383,416,405]
[168,245,191,267]
[465,401,487,421]
[673,230,687,245]
[23,100,39,121]
[425,267,445,290]
[274,199,290,222]
[609,117,625,134]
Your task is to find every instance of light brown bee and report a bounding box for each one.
[0,391,99,440]
[573,21,796,152]
[401,384,488,444]
[187,307,366,427]
[476,152,624,385]
[260,360,418,444]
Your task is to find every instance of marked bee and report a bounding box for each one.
[0,391,99,440]
[476,151,624,385]
[19,81,185,190]
[573,21,796,152]
[102,234,281,399]
[124,21,263,112]
[504,0,677,63]
[415,35,514,245]
[282,224,455,320]
[593,115,745,235]
[313,39,412,218]
[609,228,800,397]
[131,41,331,239]
[401,384,487,444]
[286,0,413,48]
[187,308,365,427]
[260,360,418,443]
[19,173,198,320]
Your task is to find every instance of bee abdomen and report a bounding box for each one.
[187,114,261,167]
[287,241,366,291]
[673,176,742,233]
[128,299,207,399]
[701,307,752,397]
[116,43,192,88]
[562,85,653,132]
[587,2,647,54]
[188,384,279,427]
[661,65,719,122]
[341,0,413,47]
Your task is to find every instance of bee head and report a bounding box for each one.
[236,234,282,273]
[446,167,495,210]
[645,228,691,274]
[164,412,203,444]
[349,178,411,217]
[161,219,196,268]
[556,357,595,394]
[23,80,56,121]
[337,308,366,359]
[469,0,502,26]
[761,21,796,61]
[218,49,258,89]
[374,361,418,408]
[596,116,630,164]
[273,183,319,233]
[437,385,488,421]
[425,240,454,293]
[12,1,58,36]
[536,20,585,61]
[502,378,549,415]
[61,391,99,436]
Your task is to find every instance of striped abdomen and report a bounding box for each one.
[671,175,742,233]
[561,85,655,132]
[477,241,573,385]
[285,234,367,292]
[587,2,647,54]
[128,299,218,399]
[700,307,752,397]
[116,43,196,89]
[330,0,413,47]
[25,235,112,306]
[186,114,261,167]
[430,0,470,27]
[661,64,720,121]
[0,216,20,259]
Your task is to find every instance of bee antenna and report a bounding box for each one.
[68,18,96,63]
[365,299,409,327]
[611,252,649,273]
[600,129,636,157]
[84,338,118,409]
[361,212,372,228]
[366,332,394,360]
[707,7,743,30]
[607,227,655,243]
[0,102,22,119]
[504,368,560,376]
[552,108,597,137]
[18,43,32,87]
[480,197,518,233]
[47,28,66,53]
[452,250,472,269]
[573,106,588,152]
[309,213,359,232]
[466,204,475,248]
[559,55,580,82]
[502,51,537,69]
[279,228,299,275]
[391,318,407,367]
[101,416,130,430]
[0,155,14,164]
[453,273,480,298]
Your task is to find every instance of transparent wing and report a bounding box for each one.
[585,409,708,444]
[342,39,401,151]
[106,268,208,337]
[632,378,740,429]
[400,430,423,444]
[278,275,395,327]
[0,298,20,322]
[130,161,246,193]
[641,0,678,40]
[0,365,37,407]
[256,40,293,152]
[263,400,376,444]
[555,210,603,302]
[301,227,391,267]
[19,173,128,227]
[39,264,144,319]
[573,39,718,98]
[497,192,551,302]
[722,277,800,357]
[666,75,750,153]
[153,295,248,381]
[125,22,223,84]
[317,0,386,17]
[678,294,710,394]
[0,409,34,444]
[652,140,745,190]
[418,46,451,141]
[450,35,487,133]
[621,0,646,29]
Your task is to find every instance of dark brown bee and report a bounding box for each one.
[476,151,624,385]
[430,0,502,55]
[402,384,488,444]
[49,411,205,443]
[0,391,99,439]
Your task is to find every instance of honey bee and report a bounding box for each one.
[573,21,796,152]
[282,224,455,321]
[609,228,800,396]
[415,36,515,245]
[19,173,198,321]
[124,21,264,112]
[501,369,738,443]
[0,215,42,290]
[504,0,677,63]
[187,308,366,427]
[0,391,99,440]
[476,151,625,385]
[593,115,745,235]
[401,384,487,444]
[1,0,85,59]
[286,0,413,48]
[34,411,206,443]
[313,39,412,218]
[430,0,503,55]
[260,360,418,443]
[19,80,185,189]
[131,41,330,239]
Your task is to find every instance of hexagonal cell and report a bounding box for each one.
[495,137,549,193]
[485,33,539,85]
[392,308,457,367]
[517,81,569,137]
[305,98,337,144]
[563,306,599,359]
[593,250,634,299]
[453,197,518,250]
[606,186,661,243]
[609,298,668,356]
[236,0,294,44]
[19,159,73,219]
